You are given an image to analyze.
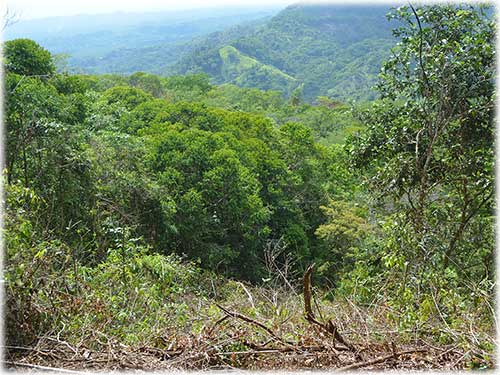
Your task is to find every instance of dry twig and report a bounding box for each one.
[4,361,87,373]
[215,303,294,346]
[338,348,428,371]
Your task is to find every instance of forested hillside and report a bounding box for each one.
[5,7,280,75]
[174,4,395,101]
[6,4,396,102]
[3,4,496,371]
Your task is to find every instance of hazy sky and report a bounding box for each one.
[7,0,290,20]
[6,0,394,20]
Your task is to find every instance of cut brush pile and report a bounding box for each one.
[5,260,492,372]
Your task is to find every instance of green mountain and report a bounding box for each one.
[174,4,397,101]
[7,4,397,101]
[218,45,296,89]
[5,7,280,74]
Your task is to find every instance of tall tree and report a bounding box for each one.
[4,39,55,76]
[348,5,494,278]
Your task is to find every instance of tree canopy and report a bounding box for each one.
[4,38,55,76]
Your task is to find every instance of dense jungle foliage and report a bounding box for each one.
[3,3,496,370]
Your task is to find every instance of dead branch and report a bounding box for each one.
[218,349,284,356]
[303,264,355,352]
[215,303,294,346]
[237,281,255,309]
[338,348,428,371]
[3,361,87,374]
[408,3,429,94]
[3,8,20,31]
[216,345,327,356]
[303,263,315,320]
[207,314,230,336]
[264,237,299,294]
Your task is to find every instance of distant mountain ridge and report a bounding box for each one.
[6,4,399,102]
[5,7,281,73]
[173,4,397,101]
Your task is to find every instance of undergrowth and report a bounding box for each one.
[4,232,495,369]
[4,185,495,370]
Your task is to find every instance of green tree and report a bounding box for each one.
[315,199,371,279]
[129,72,163,97]
[4,74,60,185]
[144,122,270,279]
[347,4,494,301]
[289,85,303,106]
[4,39,55,76]
[102,86,153,110]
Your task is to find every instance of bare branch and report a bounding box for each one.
[408,3,429,94]
[3,7,20,31]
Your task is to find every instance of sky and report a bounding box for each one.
[6,0,397,20]
[7,0,291,20]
